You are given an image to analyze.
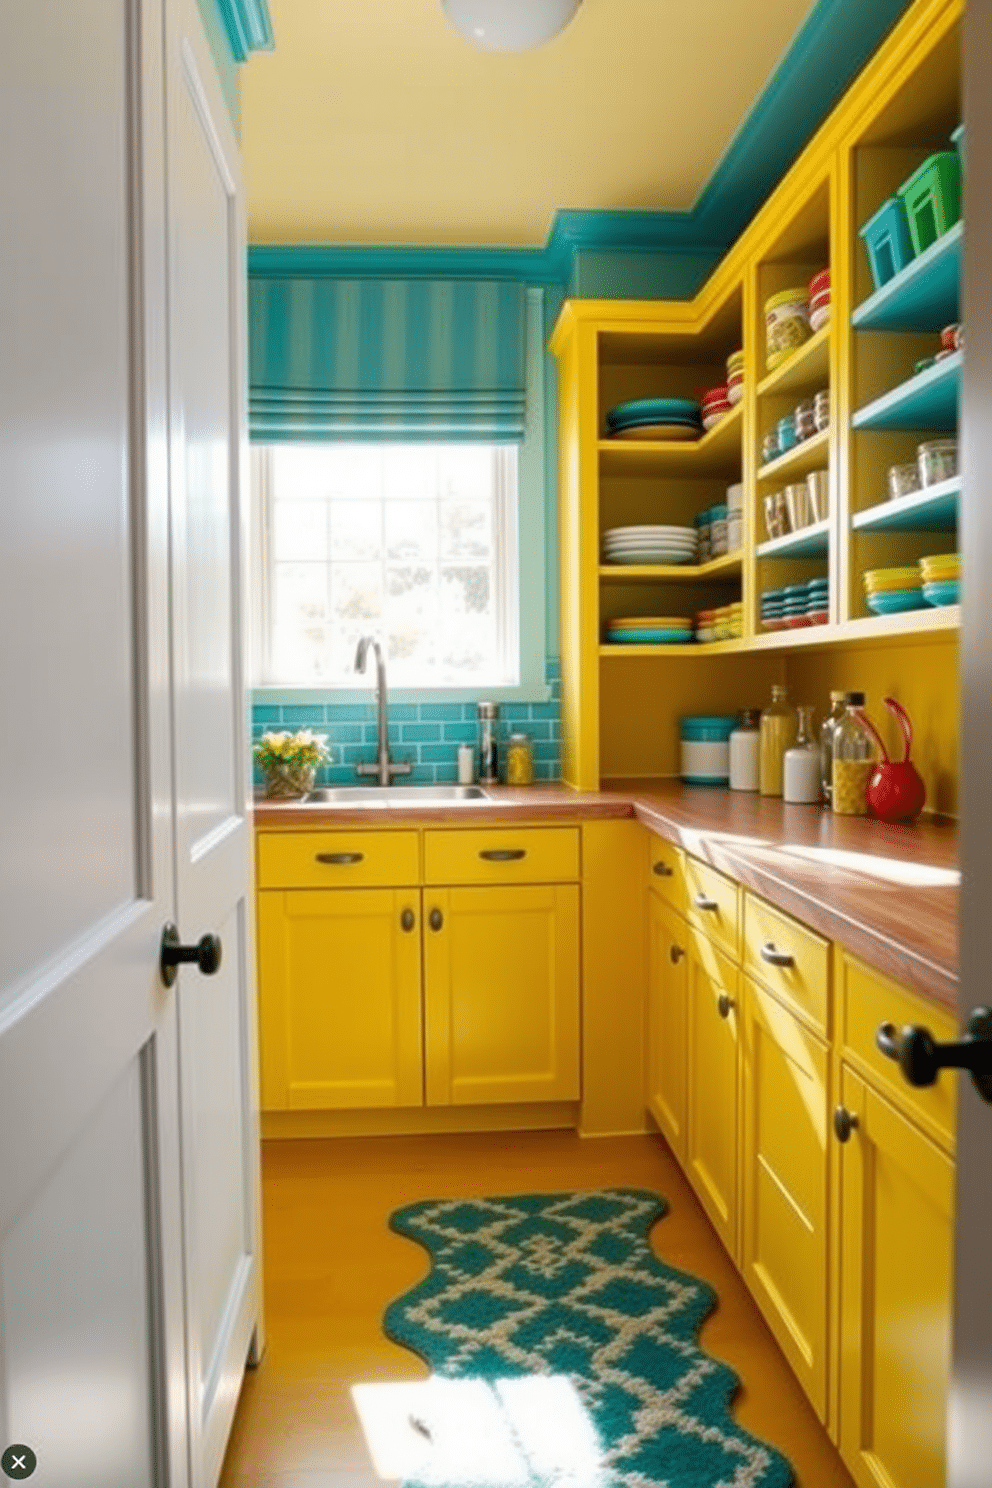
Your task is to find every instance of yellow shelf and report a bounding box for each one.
[598,404,743,478]
[599,551,743,582]
[756,428,830,483]
[748,605,959,650]
[757,323,831,399]
[599,638,746,657]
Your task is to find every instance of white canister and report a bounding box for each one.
[457,743,475,784]
[680,716,736,785]
[729,710,761,791]
[783,706,823,804]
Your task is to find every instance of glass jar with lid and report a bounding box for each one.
[759,684,798,797]
[783,705,822,803]
[831,692,876,816]
[506,732,534,786]
[477,701,502,784]
[819,691,847,805]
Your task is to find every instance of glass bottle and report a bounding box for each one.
[831,691,876,816]
[506,732,534,786]
[759,684,798,797]
[477,701,502,784]
[819,691,847,805]
[783,705,823,803]
[729,709,761,791]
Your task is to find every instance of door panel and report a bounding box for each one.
[165,5,261,1483]
[686,937,739,1257]
[0,3,187,1485]
[646,894,688,1160]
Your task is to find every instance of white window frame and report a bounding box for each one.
[249,287,549,705]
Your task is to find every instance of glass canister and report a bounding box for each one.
[819,691,847,805]
[759,684,798,797]
[729,710,761,791]
[783,705,823,803]
[506,732,534,786]
[831,691,876,816]
[477,701,502,784]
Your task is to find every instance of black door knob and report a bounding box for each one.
[429,907,444,932]
[875,1008,992,1104]
[160,922,222,987]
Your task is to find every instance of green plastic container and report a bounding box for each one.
[897,151,962,256]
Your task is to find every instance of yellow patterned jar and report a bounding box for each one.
[506,732,534,785]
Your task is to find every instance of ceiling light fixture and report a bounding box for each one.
[441,0,583,53]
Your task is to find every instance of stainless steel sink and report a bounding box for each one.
[302,784,490,807]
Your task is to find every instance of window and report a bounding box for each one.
[254,442,519,689]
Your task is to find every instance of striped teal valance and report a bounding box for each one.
[248,277,526,442]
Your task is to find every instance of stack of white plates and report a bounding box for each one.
[602,524,698,566]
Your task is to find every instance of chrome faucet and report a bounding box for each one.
[354,636,411,786]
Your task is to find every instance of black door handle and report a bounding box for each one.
[160,922,222,987]
[315,851,364,865]
[875,1008,992,1103]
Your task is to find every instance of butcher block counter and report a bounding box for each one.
[254,779,959,1010]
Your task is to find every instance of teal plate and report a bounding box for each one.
[606,629,694,644]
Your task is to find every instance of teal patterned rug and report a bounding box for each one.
[384,1188,794,1488]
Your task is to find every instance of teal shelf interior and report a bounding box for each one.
[756,520,830,559]
[852,222,962,332]
[851,476,960,533]
[852,350,961,432]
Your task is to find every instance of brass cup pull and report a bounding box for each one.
[653,862,673,878]
[429,907,444,932]
[760,941,795,968]
[669,944,686,964]
[833,1106,859,1143]
[400,908,416,933]
[694,893,719,912]
[479,849,526,862]
[717,992,735,1019]
[315,851,364,865]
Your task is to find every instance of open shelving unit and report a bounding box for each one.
[551,0,964,790]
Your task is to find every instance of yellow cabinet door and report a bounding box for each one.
[686,937,740,1259]
[256,887,423,1111]
[423,884,580,1106]
[838,1067,954,1488]
[742,977,830,1422]
[647,892,688,1161]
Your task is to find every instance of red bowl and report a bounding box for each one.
[701,386,729,407]
[810,287,831,309]
[809,268,831,298]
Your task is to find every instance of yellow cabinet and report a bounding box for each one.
[686,936,740,1259]
[741,976,830,1420]
[646,890,688,1161]
[423,883,580,1106]
[837,1066,954,1488]
[257,885,423,1111]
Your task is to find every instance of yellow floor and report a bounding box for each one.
[219,1128,854,1487]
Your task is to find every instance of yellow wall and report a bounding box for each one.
[787,636,959,817]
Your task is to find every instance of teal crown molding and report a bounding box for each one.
[248,0,914,286]
[215,0,274,62]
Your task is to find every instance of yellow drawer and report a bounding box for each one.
[840,953,957,1150]
[257,829,420,889]
[744,892,830,1035]
[685,855,740,962]
[646,831,687,916]
[424,827,580,885]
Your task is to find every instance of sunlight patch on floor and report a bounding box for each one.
[351,1374,604,1485]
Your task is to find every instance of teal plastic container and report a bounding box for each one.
[859,196,915,290]
[680,715,737,786]
[897,150,962,256]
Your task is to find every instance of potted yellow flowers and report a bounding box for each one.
[253,729,330,798]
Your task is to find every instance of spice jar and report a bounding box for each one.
[506,732,534,786]
[759,684,798,797]
[831,691,876,816]
[783,705,822,803]
[477,701,502,784]
[729,710,761,791]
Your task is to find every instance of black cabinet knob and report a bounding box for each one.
[875,1009,992,1103]
[160,922,222,987]
[400,908,416,933]
[717,992,735,1019]
[669,944,685,964]
[833,1106,859,1143]
[429,907,444,932]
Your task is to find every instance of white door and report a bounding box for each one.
[950,1,992,1482]
[164,6,263,1485]
[0,3,189,1485]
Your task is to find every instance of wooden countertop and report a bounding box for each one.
[253,781,960,1011]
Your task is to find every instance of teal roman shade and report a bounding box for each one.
[248,277,527,442]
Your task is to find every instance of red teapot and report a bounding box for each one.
[855,696,927,823]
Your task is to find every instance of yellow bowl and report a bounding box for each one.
[920,553,960,573]
[864,568,923,593]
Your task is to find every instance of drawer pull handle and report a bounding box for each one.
[694,893,719,912]
[400,908,415,933]
[876,1011,992,1102]
[760,941,795,968]
[653,862,673,878]
[479,848,526,862]
[429,907,444,932]
[833,1106,859,1143]
[315,851,364,865]
[717,992,735,1019]
[669,944,685,965]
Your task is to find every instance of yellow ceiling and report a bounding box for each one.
[243,0,817,247]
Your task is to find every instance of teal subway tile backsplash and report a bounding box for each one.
[252,656,563,788]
